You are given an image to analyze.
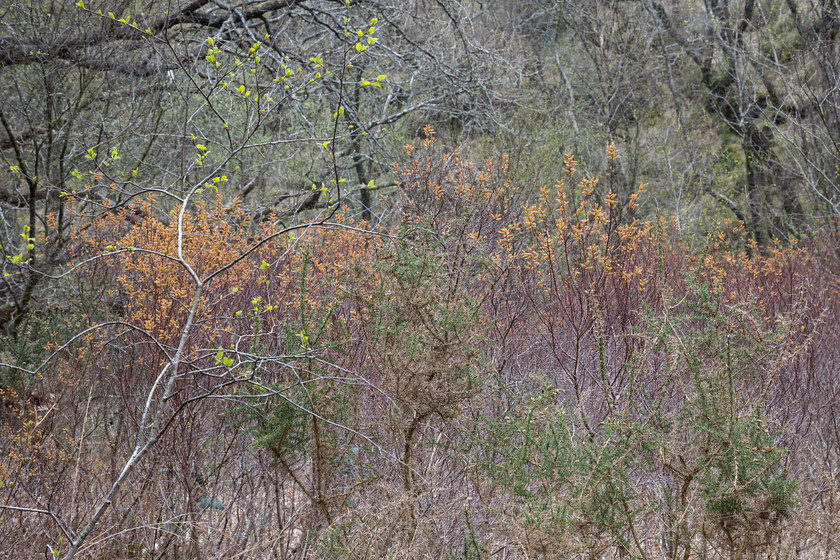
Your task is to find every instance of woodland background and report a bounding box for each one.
[1,1,840,558]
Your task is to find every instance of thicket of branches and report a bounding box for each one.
[1,1,840,559]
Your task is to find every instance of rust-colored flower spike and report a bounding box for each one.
[606,144,619,162]
[563,153,578,177]
[423,125,436,149]
[629,182,647,211]
[579,177,597,198]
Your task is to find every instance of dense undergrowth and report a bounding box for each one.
[1,133,839,559]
